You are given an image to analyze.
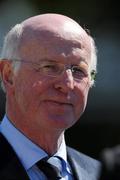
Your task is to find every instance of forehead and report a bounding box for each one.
[19,19,91,65]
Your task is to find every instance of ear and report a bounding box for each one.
[0,59,14,91]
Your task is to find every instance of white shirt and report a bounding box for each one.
[0,115,73,180]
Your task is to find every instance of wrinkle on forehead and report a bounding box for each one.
[22,14,82,32]
[20,13,90,45]
[19,14,91,62]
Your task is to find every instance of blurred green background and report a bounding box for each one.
[0,0,120,159]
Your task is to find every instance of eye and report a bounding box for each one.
[71,66,87,79]
[35,61,63,76]
[42,63,59,73]
[43,64,55,70]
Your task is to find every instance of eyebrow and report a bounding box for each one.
[36,58,89,68]
[37,59,57,63]
[79,59,89,66]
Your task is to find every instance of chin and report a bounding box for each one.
[47,115,76,130]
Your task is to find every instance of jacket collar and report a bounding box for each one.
[0,133,80,180]
[0,133,29,180]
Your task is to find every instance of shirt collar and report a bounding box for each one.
[0,115,68,171]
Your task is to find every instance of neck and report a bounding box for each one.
[6,110,65,155]
[6,96,66,155]
[25,129,65,155]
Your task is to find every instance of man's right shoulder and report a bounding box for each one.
[67,146,99,163]
[67,146,101,180]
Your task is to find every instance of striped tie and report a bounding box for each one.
[37,156,62,180]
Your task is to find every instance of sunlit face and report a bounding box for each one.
[12,20,92,133]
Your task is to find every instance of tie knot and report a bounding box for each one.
[48,156,63,172]
[37,156,63,179]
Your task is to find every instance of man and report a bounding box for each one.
[0,13,100,180]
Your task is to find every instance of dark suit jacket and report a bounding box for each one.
[0,133,100,180]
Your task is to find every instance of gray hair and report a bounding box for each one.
[0,24,23,61]
[89,37,97,86]
[0,24,23,91]
[0,23,97,91]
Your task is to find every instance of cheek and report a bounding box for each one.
[14,76,35,109]
[75,84,90,119]
[14,77,51,112]
[14,80,32,112]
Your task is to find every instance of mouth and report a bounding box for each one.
[45,100,73,106]
[43,100,73,116]
[42,100,74,112]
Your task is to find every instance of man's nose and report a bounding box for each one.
[54,69,74,93]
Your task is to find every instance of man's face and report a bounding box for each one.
[11,22,92,133]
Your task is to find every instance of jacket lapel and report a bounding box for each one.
[0,133,29,180]
[67,147,81,180]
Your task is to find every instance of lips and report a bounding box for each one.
[42,100,73,114]
[43,100,73,116]
[44,100,73,106]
